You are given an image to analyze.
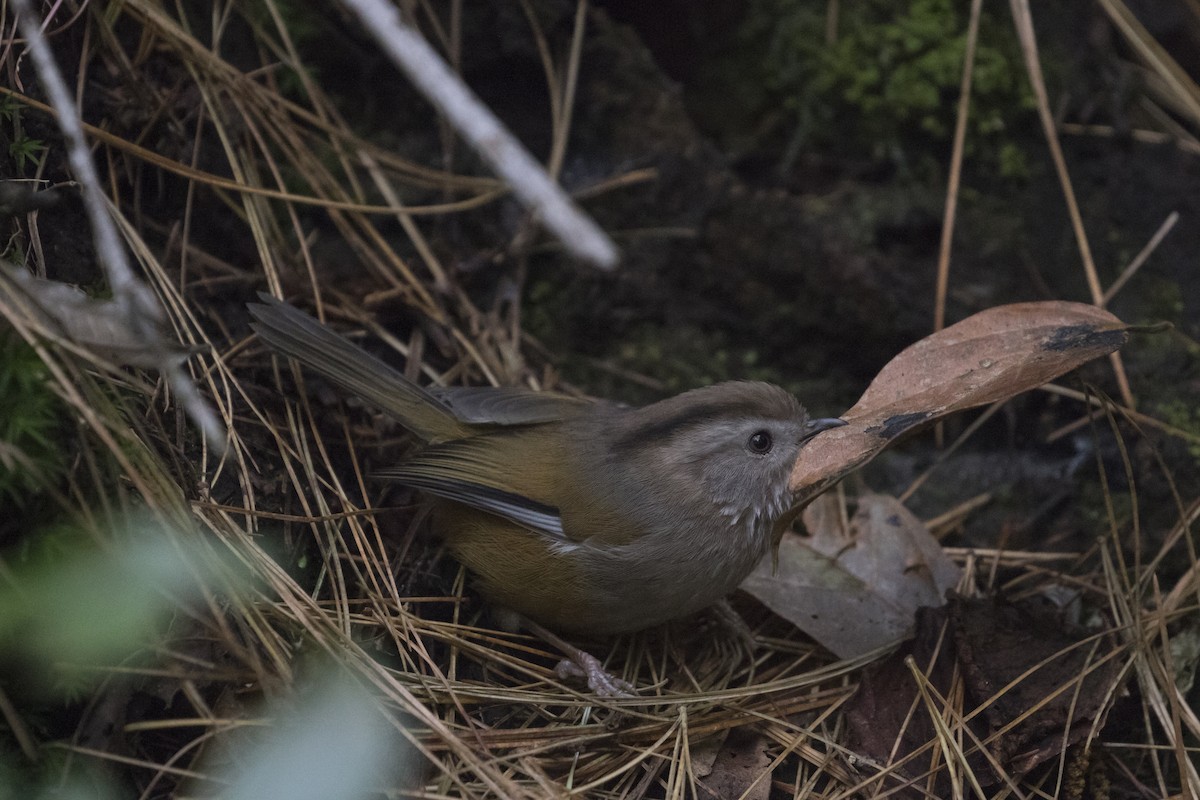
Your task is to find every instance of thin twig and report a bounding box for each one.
[933,0,983,335]
[547,0,587,181]
[900,400,1004,504]
[1009,0,1136,409]
[1059,121,1200,155]
[337,0,619,270]
[1102,211,1178,307]
[1040,383,1200,446]
[932,0,984,449]
[11,0,226,453]
[1095,0,1200,128]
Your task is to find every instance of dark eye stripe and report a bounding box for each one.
[608,401,762,452]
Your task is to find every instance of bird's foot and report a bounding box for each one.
[554,654,635,698]
[523,619,635,697]
[710,598,758,660]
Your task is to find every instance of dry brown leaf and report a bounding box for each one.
[742,494,959,659]
[696,727,773,800]
[0,181,63,218]
[0,267,186,368]
[844,596,1126,795]
[690,730,730,779]
[789,302,1129,504]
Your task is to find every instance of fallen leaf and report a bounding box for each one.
[742,493,959,658]
[1169,623,1200,695]
[690,730,730,779]
[841,605,955,798]
[844,596,1126,795]
[951,596,1124,776]
[697,727,772,800]
[0,180,62,219]
[790,302,1129,505]
[0,266,187,368]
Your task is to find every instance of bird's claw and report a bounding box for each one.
[555,655,635,698]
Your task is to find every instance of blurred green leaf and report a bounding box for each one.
[0,520,203,673]
[221,671,415,800]
[0,328,66,508]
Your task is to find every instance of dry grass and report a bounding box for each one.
[0,1,1197,798]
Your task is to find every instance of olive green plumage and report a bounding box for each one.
[249,296,842,634]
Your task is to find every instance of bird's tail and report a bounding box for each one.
[248,294,468,443]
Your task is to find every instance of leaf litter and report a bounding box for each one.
[742,492,960,659]
[4,4,1193,797]
[735,300,1136,796]
[843,595,1127,797]
[746,300,1129,657]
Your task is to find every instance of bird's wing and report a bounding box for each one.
[428,386,592,425]
[374,433,566,539]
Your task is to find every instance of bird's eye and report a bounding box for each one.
[747,430,773,454]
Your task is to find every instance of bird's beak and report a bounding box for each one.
[800,417,848,443]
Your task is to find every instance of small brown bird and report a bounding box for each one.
[249,296,844,693]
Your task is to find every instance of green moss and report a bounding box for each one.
[1157,400,1200,462]
[0,95,47,173]
[1075,478,1135,535]
[614,324,778,391]
[1140,278,1185,322]
[548,322,782,405]
[726,0,1035,176]
[0,329,67,507]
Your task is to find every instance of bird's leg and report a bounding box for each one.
[524,619,635,698]
[710,598,758,659]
